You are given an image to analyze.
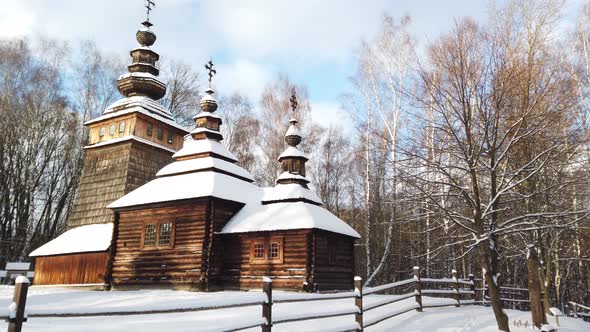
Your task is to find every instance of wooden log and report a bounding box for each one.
[262,277,272,332]
[414,266,423,312]
[452,270,460,307]
[468,274,475,301]
[355,276,363,331]
[8,276,29,332]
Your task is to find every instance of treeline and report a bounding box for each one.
[1,1,589,331]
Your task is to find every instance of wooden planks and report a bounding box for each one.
[33,252,109,285]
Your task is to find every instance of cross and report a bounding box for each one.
[290,88,298,112]
[205,59,216,88]
[145,0,156,21]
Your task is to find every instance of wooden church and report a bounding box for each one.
[29,12,360,291]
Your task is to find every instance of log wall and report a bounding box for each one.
[112,202,209,288]
[220,230,311,290]
[33,252,108,285]
[312,231,355,290]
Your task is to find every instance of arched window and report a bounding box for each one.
[99,127,106,137]
[119,121,126,133]
[109,124,116,136]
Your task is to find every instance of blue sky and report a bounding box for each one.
[0,0,585,128]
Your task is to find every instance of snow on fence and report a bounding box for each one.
[568,302,590,322]
[0,267,481,332]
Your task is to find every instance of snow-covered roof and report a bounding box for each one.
[193,112,222,120]
[84,96,189,133]
[4,262,30,271]
[285,124,301,137]
[261,183,322,205]
[278,146,308,161]
[156,157,254,182]
[108,172,255,209]
[190,127,223,136]
[104,96,171,118]
[29,224,113,257]
[221,201,360,238]
[276,172,310,183]
[84,135,177,154]
[173,137,238,162]
[118,71,164,82]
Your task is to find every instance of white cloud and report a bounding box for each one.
[215,59,274,102]
[310,101,353,134]
[0,1,34,39]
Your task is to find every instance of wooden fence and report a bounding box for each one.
[0,267,527,332]
[568,302,590,322]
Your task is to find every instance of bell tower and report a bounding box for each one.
[67,6,189,228]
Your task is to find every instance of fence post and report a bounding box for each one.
[481,268,487,305]
[570,302,578,319]
[413,266,422,312]
[468,274,475,303]
[8,276,29,332]
[452,270,460,307]
[262,277,272,332]
[354,276,363,331]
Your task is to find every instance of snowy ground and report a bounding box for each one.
[0,286,588,331]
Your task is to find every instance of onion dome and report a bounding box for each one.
[276,90,310,187]
[117,20,166,100]
[191,60,223,141]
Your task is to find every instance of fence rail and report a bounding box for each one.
[6,267,588,331]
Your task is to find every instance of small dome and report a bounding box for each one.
[136,28,156,47]
[200,88,218,112]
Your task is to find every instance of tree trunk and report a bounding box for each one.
[527,245,546,329]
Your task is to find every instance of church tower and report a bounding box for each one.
[67,15,188,228]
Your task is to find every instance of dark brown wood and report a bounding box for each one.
[33,252,109,285]
[452,270,460,307]
[355,276,363,331]
[414,266,423,312]
[7,277,29,332]
[262,278,272,332]
[528,245,546,328]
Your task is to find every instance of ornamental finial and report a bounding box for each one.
[205,59,216,89]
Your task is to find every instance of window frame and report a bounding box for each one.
[99,127,106,137]
[146,123,153,136]
[141,220,175,250]
[249,237,284,264]
[167,130,173,144]
[156,127,163,140]
[118,121,126,133]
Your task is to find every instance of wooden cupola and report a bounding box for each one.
[276,91,310,188]
[117,21,166,100]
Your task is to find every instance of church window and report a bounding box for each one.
[143,224,157,246]
[99,127,106,137]
[147,123,153,136]
[119,121,126,133]
[142,221,175,249]
[157,127,163,140]
[158,222,172,245]
[250,237,284,264]
[109,124,116,136]
[167,130,173,144]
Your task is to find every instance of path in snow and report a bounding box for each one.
[0,286,588,331]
